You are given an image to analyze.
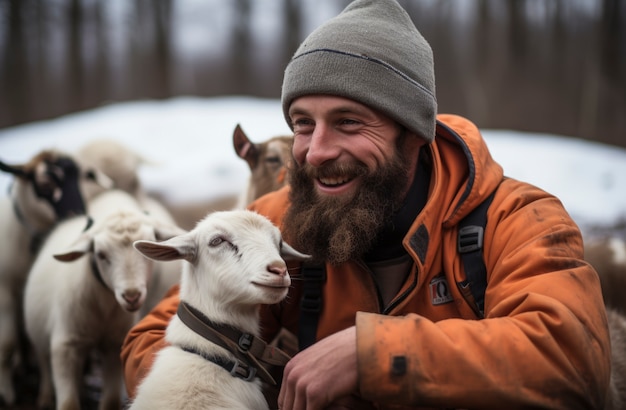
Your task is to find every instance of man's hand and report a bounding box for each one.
[278,326,358,410]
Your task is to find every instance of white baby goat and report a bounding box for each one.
[129,210,308,410]
[77,138,185,315]
[23,189,184,410]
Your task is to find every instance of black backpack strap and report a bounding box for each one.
[298,264,326,351]
[457,191,496,319]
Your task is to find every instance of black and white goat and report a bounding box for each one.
[0,150,110,405]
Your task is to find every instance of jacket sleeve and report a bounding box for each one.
[356,182,611,409]
[120,284,180,398]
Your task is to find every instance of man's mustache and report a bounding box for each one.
[296,161,369,180]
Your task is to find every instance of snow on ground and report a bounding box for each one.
[1,96,625,236]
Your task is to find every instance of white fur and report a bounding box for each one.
[129,210,308,410]
[605,308,626,410]
[78,138,147,197]
[0,150,110,405]
[586,236,626,314]
[23,189,185,410]
[608,237,626,265]
[77,138,184,315]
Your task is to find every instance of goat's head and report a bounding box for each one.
[78,138,147,196]
[134,210,309,310]
[233,124,293,204]
[53,212,186,312]
[0,150,112,225]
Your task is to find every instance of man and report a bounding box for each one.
[121,0,610,408]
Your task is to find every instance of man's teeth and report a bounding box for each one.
[319,176,351,186]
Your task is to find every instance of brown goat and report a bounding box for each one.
[233,124,293,207]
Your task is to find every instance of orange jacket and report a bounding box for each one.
[121,114,610,409]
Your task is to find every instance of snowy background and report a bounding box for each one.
[0,96,625,239]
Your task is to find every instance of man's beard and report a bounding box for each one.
[283,141,412,266]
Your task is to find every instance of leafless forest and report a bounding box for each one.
[0,0,624,148]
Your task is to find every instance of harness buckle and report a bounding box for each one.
[458,225,484,253]
[230,361,257,382]
[238,333,253,352]
[301,294,322,313]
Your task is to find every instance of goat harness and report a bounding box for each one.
[176,301,291,385]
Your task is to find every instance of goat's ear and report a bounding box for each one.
[54,235,93,262]
[280,242,310,262]
[134,236,195,263]
[153,223,188,242]
[0,160,29,178]
[233,124,258,169]
[89,167,114,190]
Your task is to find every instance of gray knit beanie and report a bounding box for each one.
[281,0,437,143]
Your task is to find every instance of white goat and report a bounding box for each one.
[77,138,184,315]
[585,236,626,313]
[23,189,185,410]
[77,138,147,197]
[129,210,308,410]
[606,307,626,410]
[233,124,293,208]
[0,150,111,405]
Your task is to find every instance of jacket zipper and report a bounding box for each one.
[384,263,418,314]
[358,259,418,315]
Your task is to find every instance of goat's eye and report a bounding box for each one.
[265,156,281,165]
[36,180,55,198]
[85,169,97,181]
[96,251,108,263]
[209,237,225,247]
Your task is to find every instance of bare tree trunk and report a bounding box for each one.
[1,0,30,126]
[132,0,172,99]
[283,0,301,64]
[153,0,173,99]
[231,0,252,93]
[600,0,625,80]
[68,0,85,110]
[508,0,527,61]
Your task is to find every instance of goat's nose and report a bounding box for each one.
[267,263,287,276]
[123,289,141,304]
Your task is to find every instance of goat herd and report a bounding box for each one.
[0,125,624,409]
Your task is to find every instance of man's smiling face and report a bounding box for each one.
[284,95,426,264]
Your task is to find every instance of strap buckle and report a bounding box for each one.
[230,361,257,382]
[238,333,253,352]
[458,225,484,253]
[301,294,322,313]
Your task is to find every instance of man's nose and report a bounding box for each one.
[305,124,341,167]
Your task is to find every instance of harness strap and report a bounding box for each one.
[456,190,497,319]
[90,254,110,290]
[180,346,257,382]
[177,301,291,385]
[298,264,326,350]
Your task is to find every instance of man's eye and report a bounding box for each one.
[292,118,313,128]
[340,118,360,126]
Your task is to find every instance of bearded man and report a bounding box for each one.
[121,0,610,409]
